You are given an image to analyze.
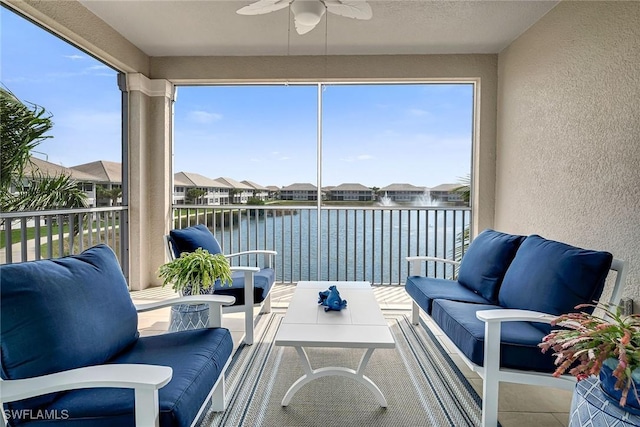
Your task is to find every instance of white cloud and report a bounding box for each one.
[87,65,110,71]
[64,54,85,60]
[407,108,431,117]
[187,110,223,124]
[4,77,27,83]
[341,154,373,162]
[269,151,289,161]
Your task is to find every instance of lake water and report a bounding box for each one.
[199,207,471,285]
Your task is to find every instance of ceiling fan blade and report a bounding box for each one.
[325,0,372,20]
[237,0,291,16]
[294,19,318,35]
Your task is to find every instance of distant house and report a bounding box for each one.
[215,177,253,204]
[378,183,427,203]
[266,185,280,200]
[174,172,231,205]
[280,183,318,201]
[18,157,102,206]
[71,160,122,207]
[241,180,269,201]
[327,183,374,201]
[430,183,466,205]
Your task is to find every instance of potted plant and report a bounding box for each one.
[158,248,232,331]
[539,302,640,412]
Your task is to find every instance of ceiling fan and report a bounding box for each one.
[237,0,373,35]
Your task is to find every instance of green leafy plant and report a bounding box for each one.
[539,302,640,406]
[158,248,232,295]
[0,87,87,214]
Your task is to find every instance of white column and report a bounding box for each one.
[127,73,175,290]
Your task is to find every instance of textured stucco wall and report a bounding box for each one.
[127,91,150,291]
[127,77,174,290]
[496,2,640,306]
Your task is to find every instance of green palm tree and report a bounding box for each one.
[96,186,122,206]
[452,173,471,273]
[186,188,206,205]
[1,87,87,213]
[453,173,471,205]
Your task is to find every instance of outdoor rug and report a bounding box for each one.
[201,311,491,427]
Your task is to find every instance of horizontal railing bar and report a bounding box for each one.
[0,206,127,219]
[173,204,471,212]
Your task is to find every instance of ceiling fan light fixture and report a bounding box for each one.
[237,0,372,35]
[291,0,326,27]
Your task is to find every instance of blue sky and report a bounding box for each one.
[3,7,472,189]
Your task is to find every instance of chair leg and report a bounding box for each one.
[134,388,160,427]
[481,376,499,427]
[261,292,272,314]
[411,301,420,325]
[210,373,227,412]
[243,271,255,345]
[244,303,254,345]
[482,321,501,427]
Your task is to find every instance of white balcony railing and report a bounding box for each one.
[0,204,470,287]
[0,206,128,280]
[173,205,471,285]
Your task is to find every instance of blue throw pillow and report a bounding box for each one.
[170,224,222,257]
[498,235,613,316]
[457,229,525,303]
[0,245,138,404]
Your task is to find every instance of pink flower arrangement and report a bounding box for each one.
[539,302,640,407]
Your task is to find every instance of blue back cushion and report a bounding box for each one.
[0,245,138,401]
[498,235,613,317]
[457,229,525,303]
[169,224,222,257]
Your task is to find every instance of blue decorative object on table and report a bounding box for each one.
[318,285,348,311]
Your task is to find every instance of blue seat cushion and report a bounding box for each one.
[1,245,138,408]
[405,276,491,315]
[169,224,222,258]
[214,268,276,305]
[431,299,557,373]
[457,229,525,303]
[13,328,233,427]
[498,235,613,321]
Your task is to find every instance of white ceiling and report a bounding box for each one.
[79,0,559,57]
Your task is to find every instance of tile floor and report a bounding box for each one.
[130,283,573,427]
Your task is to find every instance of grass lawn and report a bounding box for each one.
[2,218,119,249]
[41,232,120,258]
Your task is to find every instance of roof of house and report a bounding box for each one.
[215,177,253,190]
[266,185,280,192]
[175,172,230,188]
[379,183,427,192]
[71,160,122,183]
[330,183,372,192]
[24,157,98,182]
[241,180,268,191]
[430,183,462,192]
[281,183,318,191]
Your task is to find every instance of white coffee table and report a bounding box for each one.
[275,281,395,407]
